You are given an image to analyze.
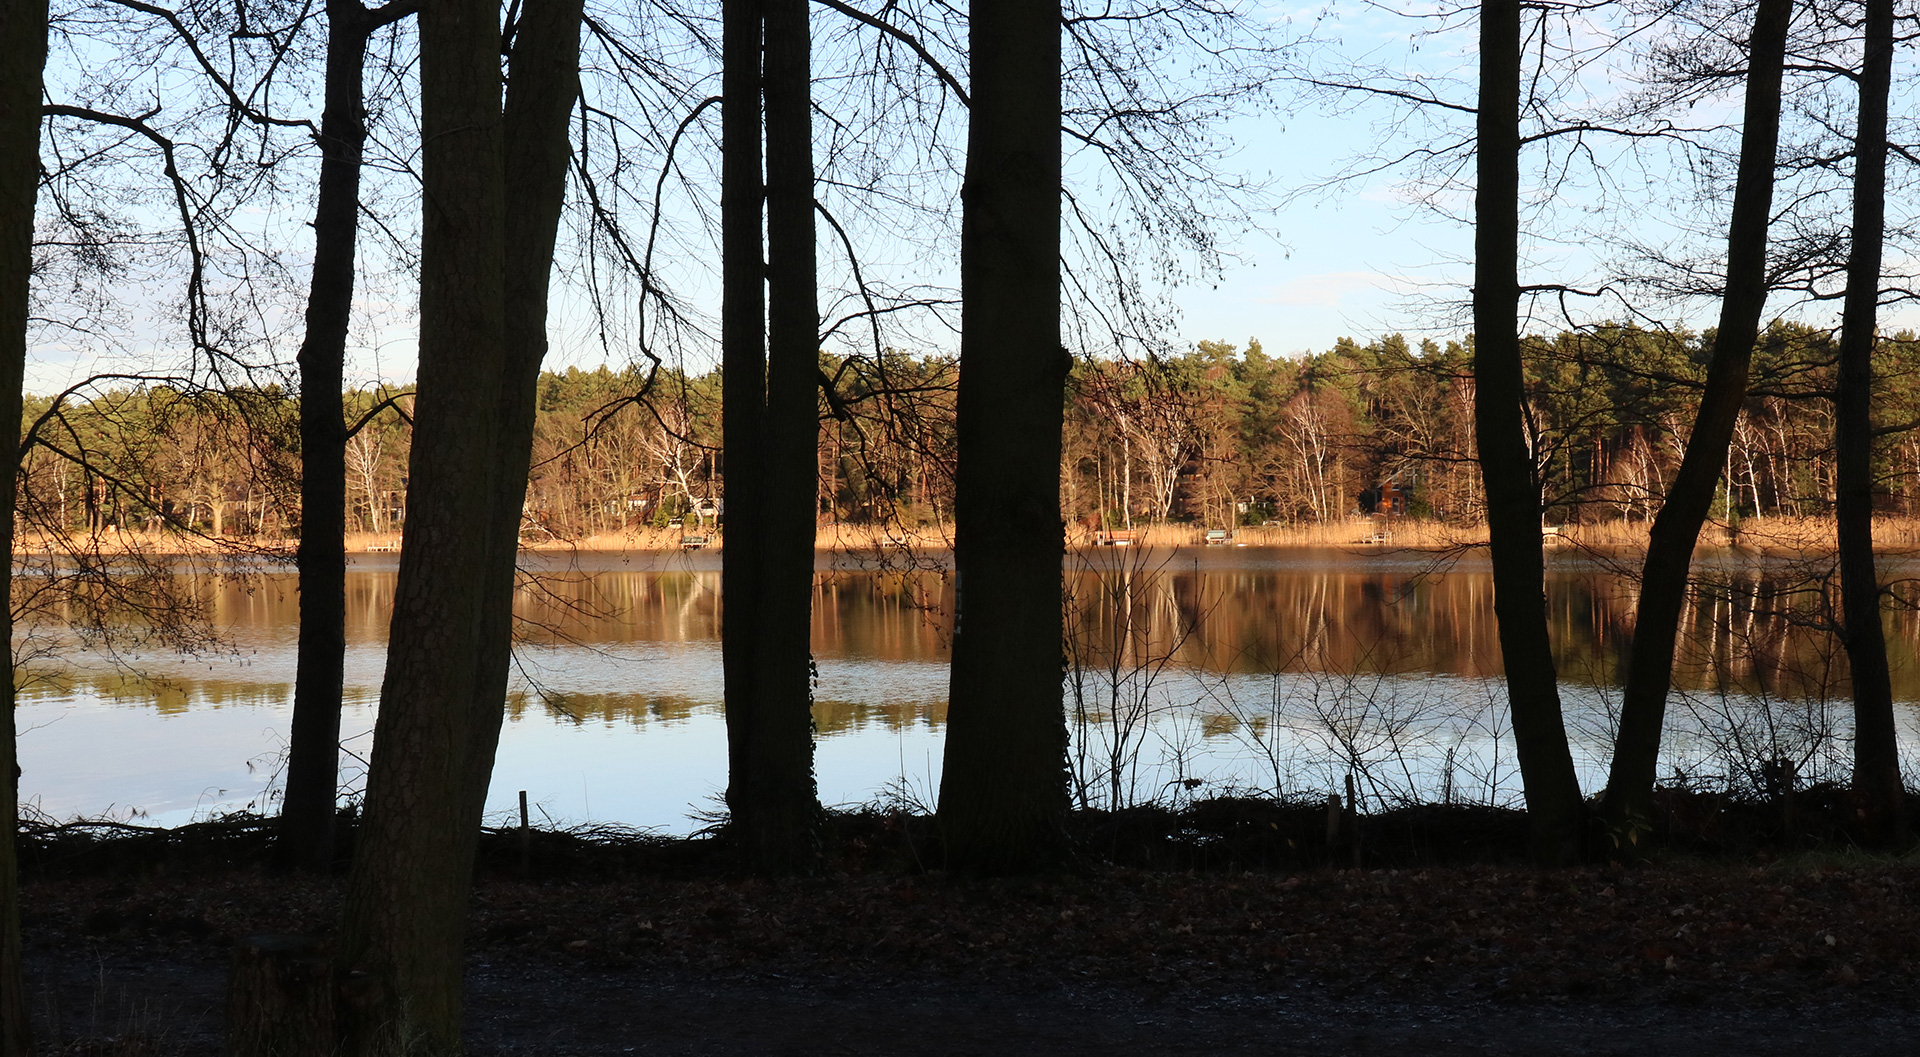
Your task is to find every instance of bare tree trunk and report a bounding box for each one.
[720,0,774,861]
[461,0,584,830]
[938,0,1071,872]
[1473,0,1585,866]
[732,0,823,870]
[1599,0,1790,842]
[1836,0,1905,844]
[282,0,377,874]
[0,1,47,1050]
[334,0,506,1048]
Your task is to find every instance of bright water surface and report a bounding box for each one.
[17,547,1920,831]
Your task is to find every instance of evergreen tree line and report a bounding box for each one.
[19,321,1920,543]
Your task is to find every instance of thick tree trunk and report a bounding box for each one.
[937,0,1071,873]
[281,0,372,874]
[228,935,336,1057]
[460,0,584,827]
[720,0,773,861]
[334,0,506,1050]
[0,3,48,1052]
[1472,0,1585,866]
[732,0,823,871]
[1836,0,1904,843]
[1599,0,1790,843]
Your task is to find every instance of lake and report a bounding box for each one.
[16,546,1920,831]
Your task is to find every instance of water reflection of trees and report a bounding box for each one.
[47,557,1920,729]
[1063,558,1920,703]
[1064,548,1211,809]
[14,670,302,714]
[27,557,1920,820]
[504,691,945,735]
[505,569,954,662]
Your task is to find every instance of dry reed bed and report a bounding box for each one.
[18,516,1920,558]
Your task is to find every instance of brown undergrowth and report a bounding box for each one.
[17,785,1915,880]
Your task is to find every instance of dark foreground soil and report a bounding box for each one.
[19,796,1920,1055]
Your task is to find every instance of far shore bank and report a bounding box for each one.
[16,514,1920,560]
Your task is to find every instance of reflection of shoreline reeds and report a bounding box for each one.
[25,557,1916,702]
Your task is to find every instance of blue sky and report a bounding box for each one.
[26,0,1919,392]
[1168,110,1472,358]
[1163,0,1920,360]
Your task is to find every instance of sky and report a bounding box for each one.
[1163,111,1475,359]
[1155,0,1920,363]
[534,0,1920,379]
[24,0,1920,393]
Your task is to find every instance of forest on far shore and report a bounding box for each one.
[21,321,1920,545]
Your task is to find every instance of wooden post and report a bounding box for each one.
[227,934,334,1057]
[1345,772,1361,870]
[518,789,531,877]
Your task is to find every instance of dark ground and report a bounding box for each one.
[19,793,1920,1055]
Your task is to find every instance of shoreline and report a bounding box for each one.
[16,514,1920,560]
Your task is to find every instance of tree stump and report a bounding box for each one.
[228,934,335,1057]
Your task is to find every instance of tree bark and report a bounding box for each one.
[0,1,48,1050]
[937,0,1071,873]
[730,0,823,871]
[228,935,336,1057]
[720,0,773,863]
[1836,0,1904,844]
[281,0,374,875]
[1472,0,1585,866]
[334,0,506,1049]
[460,0,585,829]
[1599,0,1790,843]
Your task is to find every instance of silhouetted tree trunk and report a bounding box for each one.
[281,0,418,875]
[460,0,584,829]
[1600,0,1790,844]
[938,0,1071,873]
[721,0,823,872]
[721,0,770,859]
[1836,0,1904,844]
[1473,0,1585,866]
[0,0,48,1051]
[335,0,508,1048]
[330,0,579,1046]
[742,0,824,869]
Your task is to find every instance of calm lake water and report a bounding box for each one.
[16,546,1920,830]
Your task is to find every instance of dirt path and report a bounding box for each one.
[23,852,1920,1055]
[30,947,1920,1056]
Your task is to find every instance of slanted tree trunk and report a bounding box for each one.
[334,1,581,1049]
[1599,0,1791,845]
[334,0,508,1048]
[937,0,1071,873]
[282,0,381,874]
[1836,0,1904,844]
[1472,0,1585,866]
[733,0,823,870]
[0,2,48,1051]
[460,0,585,828]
